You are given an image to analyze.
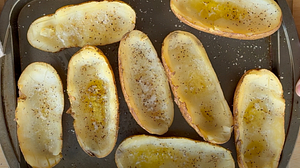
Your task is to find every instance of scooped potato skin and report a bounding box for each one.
[161,30,233,144]
[170,0,282,40]
[67,45,119,158]
[27,0,136,52]
[15,62,64,168]
[118,30,174,135]
[115,134,235,168]
[233,69,285,168]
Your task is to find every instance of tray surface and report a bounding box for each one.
[1,0,300,167]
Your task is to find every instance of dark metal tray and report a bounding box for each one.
[1,0,300,167]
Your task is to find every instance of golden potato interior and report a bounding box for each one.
[115,135,235,168]
[170,0,282,40]
[67,45,119,158]
[161,30,233,144]
[233,69,285,168]
[15,62,63,168]
[27,1,136,52]
[118,30,174,135]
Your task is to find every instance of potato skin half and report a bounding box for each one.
[161,30,233,144]
[67,45,119,158]
[233,69,285,168]
[27,0,136,52]
[118,30,174,135]
[115,134,235,168]
[170,0,282,40]
[15,62,64,168]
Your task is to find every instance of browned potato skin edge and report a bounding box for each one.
[27,0,136,53]
[161,46,207,143]
[170,2,282,40]
[16,62,63,168]
[55,0,133,13]
[233,69,285,168]
[67,45,120,158]
[117,134,234,148]
[118,33,168,135]
[114,134,234,166]
[161,34,228,144]
[232,70,247,168]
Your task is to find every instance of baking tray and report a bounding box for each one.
[1,0,300,167]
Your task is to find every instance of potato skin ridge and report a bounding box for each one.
[233,69,285,168]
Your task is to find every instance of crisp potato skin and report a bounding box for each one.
[27,1,136,52]
[67,45,119,158]
[161,30,233,144]
[233,69,285,168]
[15,62,64,168]
[170,0,282,40]
[118,30,174,135]
[115,135,235,168]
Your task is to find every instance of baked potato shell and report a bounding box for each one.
[67,45,119,158]
[233,69,285,168]
[27,1,136,52]
[115,134,235,168]
[118,30,174,135]
[15,62,64,168]
[161,30,233,144]
[170,0,282,40]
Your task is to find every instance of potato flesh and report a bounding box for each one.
[170,0,282,39]
[115,135,235,168]
[27,1,136,52]
[162,31,233,144]
[119,30,174,135]
[67,46,118,158]
[15,62,63,168]
[234,69,285,168]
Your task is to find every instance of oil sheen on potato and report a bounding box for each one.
[115,135,235,168]
[67,46,119,158]
[162,30,233,144]
[233,69,285,168]
[170,0,282,39]
[189,0,247,22]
